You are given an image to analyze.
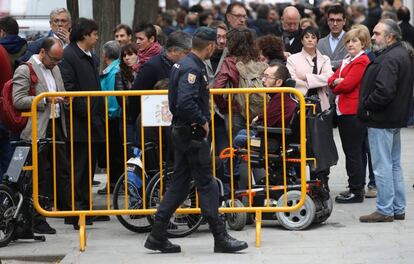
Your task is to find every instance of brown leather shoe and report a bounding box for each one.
[360,212,394,223]
[394,213,405,220]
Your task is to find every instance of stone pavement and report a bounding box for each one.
[1,128,413,264]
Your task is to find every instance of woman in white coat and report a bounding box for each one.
[286,26,333,112]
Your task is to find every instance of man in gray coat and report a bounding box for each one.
[317,5,348,71]
[204,21,229,154]
[12,37,71,234]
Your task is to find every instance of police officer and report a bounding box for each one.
[144,27,248,253]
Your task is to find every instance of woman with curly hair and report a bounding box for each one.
[115,43,138,143]
[214,28,267,138]
[256,35,286,64]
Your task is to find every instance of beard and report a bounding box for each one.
[372,40,387,52]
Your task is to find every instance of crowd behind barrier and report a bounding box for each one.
[0,0,413,252]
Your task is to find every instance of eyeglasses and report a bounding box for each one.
[230,13,248,20]
[46,52,62,63]
[51,19,69,24]
[328,18,344,24]
[262,74,276,80]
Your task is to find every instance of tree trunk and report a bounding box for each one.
[93,0,121,70]
[166,0,179,10]
[66,0,79,23]
[133,0,159,27]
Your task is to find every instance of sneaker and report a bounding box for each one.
[365,186,377,198]
[33,221,57,234]
[360,211,394,223]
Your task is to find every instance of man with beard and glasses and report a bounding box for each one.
[358,19,414,223]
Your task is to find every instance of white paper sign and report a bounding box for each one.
[141,95,172,127]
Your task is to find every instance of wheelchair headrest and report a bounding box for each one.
[283,78,296,88]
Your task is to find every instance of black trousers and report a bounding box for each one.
[154,125,220,224]
[338,115,367,193]
[73,141,99,210]
[34,118,71,226]
[37,118,71,210]
[100,118,124,185]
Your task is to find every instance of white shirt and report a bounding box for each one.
[329,31,345,54]
[33,55,60,118]
[77,43,92,57]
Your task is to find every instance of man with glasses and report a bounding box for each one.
[20,8,72,62]
[204,21,229,154]
[12,37,71,234]
[225,2,248,29]
[317,5,347,71]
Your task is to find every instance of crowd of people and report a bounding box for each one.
[0,1,413,247]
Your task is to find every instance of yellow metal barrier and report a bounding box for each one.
[28,88,309,251]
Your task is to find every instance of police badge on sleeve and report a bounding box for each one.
[188,73,196,84]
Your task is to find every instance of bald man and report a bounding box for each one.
[13,37,71,234]
[281,6,303,55]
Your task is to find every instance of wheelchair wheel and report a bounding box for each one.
[113,174,152,233]
[0,184,17,247]
[225,199,246,231]
[276,190,316,230]
[313,195,333,224]
[146,171,203,238]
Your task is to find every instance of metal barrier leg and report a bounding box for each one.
[79,214,87,251]
[255,210,262,248]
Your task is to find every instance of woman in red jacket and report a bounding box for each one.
[328,28,370,204]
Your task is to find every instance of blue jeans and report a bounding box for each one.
[368,128,406,216]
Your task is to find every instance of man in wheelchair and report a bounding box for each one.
[221,63,297,190]
[219,63,333,229]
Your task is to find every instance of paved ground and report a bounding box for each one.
[1,128,413,264]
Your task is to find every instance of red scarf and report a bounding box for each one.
[134,42,162,73]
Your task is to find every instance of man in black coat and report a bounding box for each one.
[358,19,414,223]
[59,18,105,222]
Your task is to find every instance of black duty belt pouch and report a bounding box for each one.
[190,125,210,167]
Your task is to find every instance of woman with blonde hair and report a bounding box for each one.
[328,27,371,203]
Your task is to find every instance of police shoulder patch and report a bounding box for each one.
[188,73,196,84]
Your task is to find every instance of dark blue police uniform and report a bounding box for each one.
[145,27,248,253]
[154,51,220,224]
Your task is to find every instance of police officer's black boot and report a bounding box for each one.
[144,222,181,253]
[210,219,248,253]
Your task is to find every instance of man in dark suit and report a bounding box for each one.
[363,0,382,34]
[59,18,109,227]
[397,6,414,48]
[397,6,414,155]
[281,6,302,55]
